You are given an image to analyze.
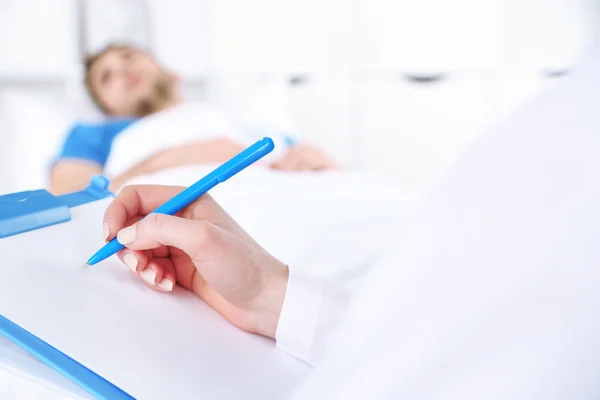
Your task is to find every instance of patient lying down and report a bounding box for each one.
[49,43,338,195]
[49,44,417,287]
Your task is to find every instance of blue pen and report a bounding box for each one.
[83,137,275,267]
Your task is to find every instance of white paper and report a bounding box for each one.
[0,198,310,399]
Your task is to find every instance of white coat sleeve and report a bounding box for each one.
[275,267,351,365]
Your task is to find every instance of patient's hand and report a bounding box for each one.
[270,144,339,171]
[109,138,246,192]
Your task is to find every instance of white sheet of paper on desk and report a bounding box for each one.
[0,198,309,400]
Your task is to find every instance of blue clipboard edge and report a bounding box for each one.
[0,175,134,399]
[0,314,134,399]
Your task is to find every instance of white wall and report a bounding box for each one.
[0,0,78,79]
[1,0,599,195]
[150,0,213,80]
[179,0,600,192]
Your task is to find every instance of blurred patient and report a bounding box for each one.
[49,44,338,195]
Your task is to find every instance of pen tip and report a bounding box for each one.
[82,262,90,268]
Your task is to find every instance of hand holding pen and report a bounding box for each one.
[102,185,289,339]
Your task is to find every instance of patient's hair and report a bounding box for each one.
[83,43,145,114]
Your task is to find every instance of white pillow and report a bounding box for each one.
[63,64,107,122]
[0,62,112,194]
[0,88,77,193]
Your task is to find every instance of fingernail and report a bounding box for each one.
[157,278,174,292]
[103,222,110,240]
[117,225,136,245]
[139,268,157,285]
[123,253,138,272]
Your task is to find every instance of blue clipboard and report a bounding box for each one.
[0,175,134,399]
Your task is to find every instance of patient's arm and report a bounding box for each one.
[49,161,103,195]
[109,138,246,191]
[270,144,339,171]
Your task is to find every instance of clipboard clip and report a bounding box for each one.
[0,175,113,239]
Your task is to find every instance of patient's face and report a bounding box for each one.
[88,47,176,117]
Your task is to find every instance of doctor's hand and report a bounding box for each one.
[102,185,289,339]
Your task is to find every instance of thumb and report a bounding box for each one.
[117,213,215,256]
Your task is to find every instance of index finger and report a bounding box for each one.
[103,185,186,240]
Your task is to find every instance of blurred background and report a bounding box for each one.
[0,0,599,198]
[0,2,599,397]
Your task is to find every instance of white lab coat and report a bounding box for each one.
[276,35,600,399]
